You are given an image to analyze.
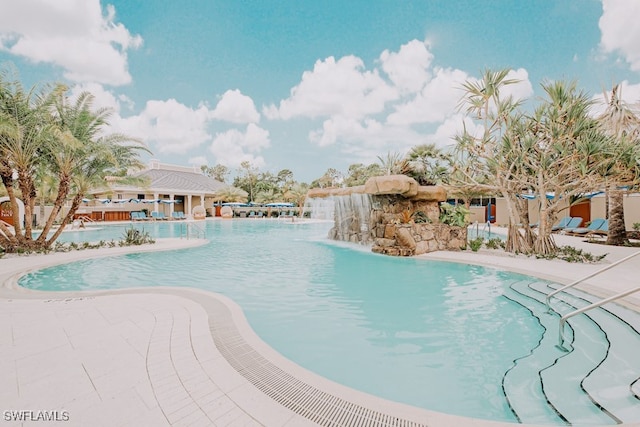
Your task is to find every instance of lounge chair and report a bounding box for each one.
[556,217,583,232]
[592,219,608,236]
[131,211,149,221]
[248,211,256,218]
[171,211,185,220]
[151,211,167,220]
[551,216,572,231]
[565,218,606,235]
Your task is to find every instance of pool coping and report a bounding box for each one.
[1,236,639,426]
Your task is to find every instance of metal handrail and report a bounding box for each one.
[180,222,206,240]
[558,285,640,350]
[545,250,640,312]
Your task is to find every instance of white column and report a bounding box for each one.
[169,194,175,216]
[153,193,159,214]
[187,194,192,217]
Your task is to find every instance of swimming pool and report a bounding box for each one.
[19,220,640,424]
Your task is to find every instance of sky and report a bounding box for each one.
[1,0,640,183]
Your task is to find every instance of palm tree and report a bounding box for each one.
[377,151,408,175]
[255,188,281,204]
[284,183,310,214]
[405,143,449,185]
[212,186,248,203]
[595,85,640,246]
[0,66,61,250]
[34,90,147,248]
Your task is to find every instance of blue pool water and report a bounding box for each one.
[22,220,543,422]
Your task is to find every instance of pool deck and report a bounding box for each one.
[1,232,639,426]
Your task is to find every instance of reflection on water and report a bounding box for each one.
[21,220,541,422]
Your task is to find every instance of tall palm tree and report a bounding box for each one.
[212,186,248,203]
[0,66,61,249]
[595,85,640,246]
[35,90,147,248]
[284,183,310,212]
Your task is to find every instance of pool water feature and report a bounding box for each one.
[19,220,640,424]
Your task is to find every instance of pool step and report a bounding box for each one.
[501,281,566,424]
[541,283,640,423]
[502,280,640,425]
[531,282,640,424]
[538,295,616,425]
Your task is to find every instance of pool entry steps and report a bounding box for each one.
[502,280,640,425]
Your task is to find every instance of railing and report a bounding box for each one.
[558,286,640,350]
[471,220,492,239]
[75,215,96,223]
[545,250,640,313]
[180,222,206,240]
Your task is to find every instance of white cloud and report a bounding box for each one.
[263,55,397,120]
[0,1,142,85]
[589,80,640,116]
[501,68,534,101]
[209,124,270,168]
[379,39,434,94]
[426,114,483,148]
[117,99,212,154]
[68,82,123,113]
[211,89,260,124]
[599,0,640,71]
[188,156,209,167]
[386,67,469,126]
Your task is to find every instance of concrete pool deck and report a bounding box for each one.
[0,233,639,426]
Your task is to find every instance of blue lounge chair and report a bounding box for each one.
[131,211,149,221]
[151,211,167,220]
[592,219,608,236]
[171,211,184,220]
[558,217,583,232]
[565,218,605,235]
[551,217,572,231]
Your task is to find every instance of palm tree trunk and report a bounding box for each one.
[45,193,82,248]
[606,185,628,246]
[36,175,70,245]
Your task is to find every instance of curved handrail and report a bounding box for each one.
[558,286,640,350]
[545,251,640,312]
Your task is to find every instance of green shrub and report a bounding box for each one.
[439,203,470,227]
[633,223,640,231]
[469,237,484,252]
[485,238,505,250]
[120,227,155,246]
[535,245,607,263]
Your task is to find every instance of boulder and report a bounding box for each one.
[395,227,417,250]
[409,186,447,202]
[306,188,334,199]
[364,175,419,197]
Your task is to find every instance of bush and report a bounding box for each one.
[439,203,470,227]
[469,237,484,252]
[535,245,607,263]
[120,227,155,246]
[485,238,505,250]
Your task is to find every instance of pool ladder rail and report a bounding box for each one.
[502,267,640,425]
[544,250,640,350]
[179,222,206,240]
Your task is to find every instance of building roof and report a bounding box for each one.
[134,168,227,193]
[101,160,228,195]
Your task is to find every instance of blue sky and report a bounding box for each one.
[1,0,639,183]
